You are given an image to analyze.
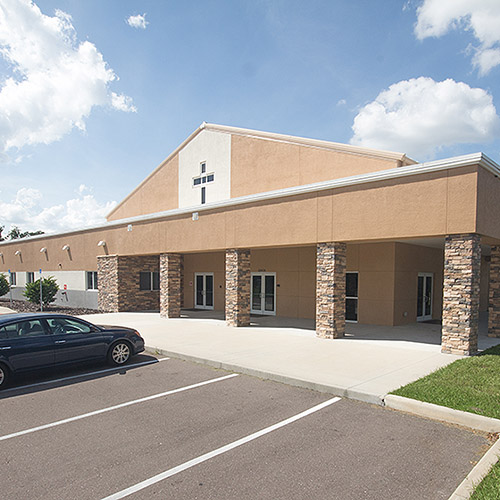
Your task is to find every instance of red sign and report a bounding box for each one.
[64,284,67,290]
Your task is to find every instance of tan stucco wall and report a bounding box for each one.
[393,243,444,325]
[183,252,225,310]
[0,166,482,275]
[107,154,179,222]
[476,168,500,241]
[230,135,402,199]
[179,243,444,325]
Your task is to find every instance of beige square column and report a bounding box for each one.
[488,245,500,338]
[316,242,346,339]
[160,253,182,318]
[225,249,251,327]
[442,234,481,355]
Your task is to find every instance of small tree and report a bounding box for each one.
[24,277,59,308]
[0,274,9,297]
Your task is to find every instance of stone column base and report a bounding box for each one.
[160,253,182,318]
[225,249,250,327]
[441,234,480,356]
[316,242,346,339]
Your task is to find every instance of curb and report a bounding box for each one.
[448,438,500,500]
[383,394,500,433]
[145,346,383,406]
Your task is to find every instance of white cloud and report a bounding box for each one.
[350,77,500,159]
[415,0,500,75]
[0,0,136,153]
[126,13,148,30]
[0,187,117,234]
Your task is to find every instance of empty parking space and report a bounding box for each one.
[0,357,491,500]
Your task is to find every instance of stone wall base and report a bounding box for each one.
[441,234,480,355]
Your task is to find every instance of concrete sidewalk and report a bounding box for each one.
[78,310,482,405]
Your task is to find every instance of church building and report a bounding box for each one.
[2,123,500,356]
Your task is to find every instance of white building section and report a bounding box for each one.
[178,129,231,208]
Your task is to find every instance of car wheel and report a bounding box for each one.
[108,341,131,366]
[0,364,10,390]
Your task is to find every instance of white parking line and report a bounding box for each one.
[0,373,239,442]
[101,396,342,500]
[2,358,170,393]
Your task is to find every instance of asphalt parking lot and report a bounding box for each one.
[0,356,492,500]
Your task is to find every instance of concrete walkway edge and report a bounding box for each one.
[146,346,383,405]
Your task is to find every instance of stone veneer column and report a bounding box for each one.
[225,249,250,327]
[488,245,500,338]
[316,242,346,339]
[97,255,119,312]
[442,234,481,355]
[160,253,182,318]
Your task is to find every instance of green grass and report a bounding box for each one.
[391,344,500,419]
[392,344,500,499]
[470,461,500,500]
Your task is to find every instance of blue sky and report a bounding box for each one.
[1,0,500,233]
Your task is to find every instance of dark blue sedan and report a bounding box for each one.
[0,313,145,389]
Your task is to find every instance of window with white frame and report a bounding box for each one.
[26,272,35,284]
[9,272,16,286]
[86,271,98,290]
[139,271,159,291]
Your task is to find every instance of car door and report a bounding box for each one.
[47,317,106,365]
[0,319,54,372]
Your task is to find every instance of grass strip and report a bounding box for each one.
[391,344,500,419]
[470,460,500,500]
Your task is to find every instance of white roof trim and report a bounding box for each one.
[1,152,498,246]
[203,123,412,162]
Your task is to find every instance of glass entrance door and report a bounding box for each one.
[251,273,276,315]
[417,273,433,321]
[195,273,214,310]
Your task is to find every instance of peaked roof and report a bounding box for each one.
[107,123,416,220]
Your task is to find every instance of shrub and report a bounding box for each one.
[24,276,59,307]
[0,273,9,297]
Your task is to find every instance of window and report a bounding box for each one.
[139,271,159,290]
[0,319,46,338]
[9,272,16,286]
[192,161,215,190]
[86,271,98,290]
[201,186,206,204]
[192,174,215,187]
[26,272,35,284]
[346,272,358,322]
[46,317,92,334]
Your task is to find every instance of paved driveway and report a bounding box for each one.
[0,356,490,499]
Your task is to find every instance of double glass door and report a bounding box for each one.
[251,273,276,315]
[195,273,214,310]
[417,273,433,321]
